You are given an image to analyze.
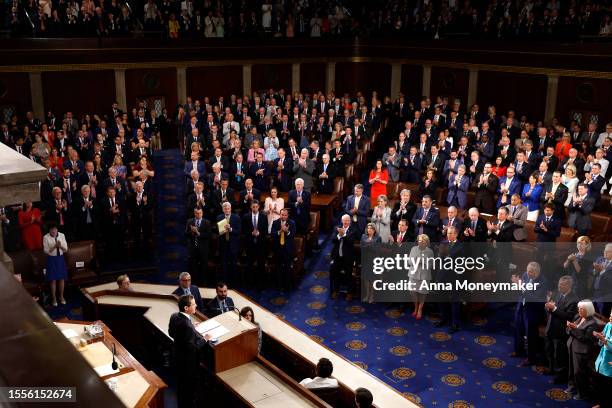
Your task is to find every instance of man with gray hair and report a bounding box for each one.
[330,214,359,300]
[511,261,549,367]
[592,242,612,316]
[544,275,578,383]
[288,178,311,235]
[292,148,315,191]
[172,272,204,310]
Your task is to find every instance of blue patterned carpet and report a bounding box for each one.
[50,149,591,408]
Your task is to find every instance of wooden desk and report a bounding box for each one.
[218,361,321,408]
[55,320,166,408]
[83,283,418,408]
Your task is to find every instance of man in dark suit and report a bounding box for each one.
[238,178,261,215]
[130,180,153,257]
[411,195,440,243]
[400,146,423,183]
[512,261,548,366]
[424,145,445,179]
[271,209,296,290]
[172,272,204,311]
[567,184,595,236]
[540,171,569,221]
[186,182,209,220]
[168,295,208,408]
[486,207,515,243]
[591,244,612,316]
[216,202,241,283]
[249,152,269,192]
[242,200,268,287]
[330,214,359,300]
[435,227,463,333]
[544,275,578,383]
[461,207,488,242]
[205,282,236,318]
[557,148,585,180]
[534,204,562,242]
[472,163,499,214]
[315,153,336,194]
[391,189,417,233]
[288,178,311,235]
[185,207,211,285]
[100,186,125,263]
[210,179,235,217]
[441,206,462,238]
[344,184,371,233]
[584,164,605,202]
[273,148,293,192]
[390,219,413,247]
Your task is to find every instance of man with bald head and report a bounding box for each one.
[461,207,487,242]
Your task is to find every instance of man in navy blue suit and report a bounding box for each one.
[273,148,294,192]
[242,200,268,287]
[172,272,203,310]
[412,195,440,242]
[344,184,371,233]
[205,282,236,318]
[271,208,296,290]
[249,151,269,192]
[183,151,206,178]
[435,227,463,333]
[496,166,523,208]
[216,202,241,283]
[288,178,311,235]
[533,204,561,242]
[512,261,548,366]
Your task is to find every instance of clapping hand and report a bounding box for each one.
[566,321,577,330]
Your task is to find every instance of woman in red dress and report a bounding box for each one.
[491,156,507,178]
[555,133,572,161]
[368,159,389,207]
[18,201,43,250]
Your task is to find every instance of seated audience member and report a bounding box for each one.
[116,274,133,292]
[240,306,262,353]
[43,224,68,307]
[172,272,203,311]
[355,387,374,408]
[565,300,598,401]
[299,358,339,389]
[205,282,235,318]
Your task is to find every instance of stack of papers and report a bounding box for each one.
[196,319,229,339]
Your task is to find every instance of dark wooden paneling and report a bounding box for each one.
[125,68,177,114]
[556,76,612,126]
[300,63,326,94]
[430,67,469,106]
[334,62,391,98]
[401,64,423,103]
[251,64,291,93]
[0,73,31,116]
[42,70,115,118]
[187,66,243,102]
[477,70,547,120]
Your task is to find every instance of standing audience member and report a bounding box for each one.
[565,300,598,401]
[43,224,68,306]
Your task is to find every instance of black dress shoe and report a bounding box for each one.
[449,325,459,334]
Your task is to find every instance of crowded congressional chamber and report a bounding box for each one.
[1,1,612,407]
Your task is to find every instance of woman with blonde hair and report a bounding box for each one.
[408,234,434,320]
[371,195,391,243]
[562,165,579,206]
